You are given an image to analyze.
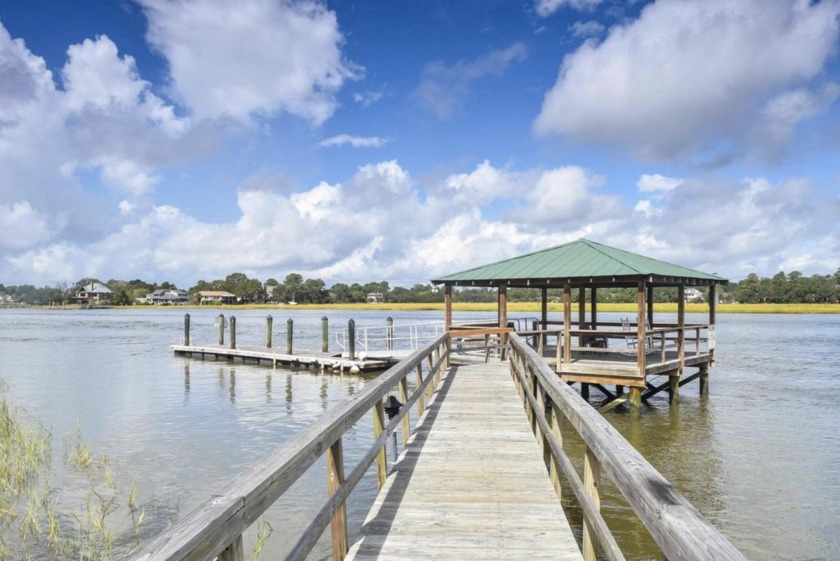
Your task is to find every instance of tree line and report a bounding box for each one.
[1,268,839,306]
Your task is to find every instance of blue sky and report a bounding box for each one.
[1,0,839,288]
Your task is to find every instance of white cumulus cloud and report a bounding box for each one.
[535,0,840,163]
[0,202,60,249]
[637,174,683,193]
[535,0,604,17]
[139,0,359,124]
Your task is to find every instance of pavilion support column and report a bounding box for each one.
[647,284,655,328]
[540,288,548,328]
[499,284,508,359]
[578,287,586,347]
[709,284,717,366]
[444,285,452,332]
[541,287,549,353]
[674,284,686,404]
[634,280,647,410]
[591,288,598,329]
[563,283,572,364]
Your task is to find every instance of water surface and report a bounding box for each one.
[1,308,837,560]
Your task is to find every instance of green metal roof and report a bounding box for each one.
[431,239,727,287]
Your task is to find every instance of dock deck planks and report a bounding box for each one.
[345,361,583,561]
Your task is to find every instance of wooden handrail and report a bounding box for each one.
[131,334,449,561]
[508,334,746,561]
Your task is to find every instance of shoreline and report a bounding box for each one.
[19,302,840,314]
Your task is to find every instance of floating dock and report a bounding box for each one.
[171,343,409,372]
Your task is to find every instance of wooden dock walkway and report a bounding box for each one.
[345,360,582,561]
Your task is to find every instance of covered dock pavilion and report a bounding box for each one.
[432,238,728,408]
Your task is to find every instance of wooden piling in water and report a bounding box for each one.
[184,313,190,346]
[229,316,236,350]
[287,318,294,354]
[321,316,329,352]
[669,373,680,404]
[348,319,356,360]
[266,315,273,348]
[218,314,224,346]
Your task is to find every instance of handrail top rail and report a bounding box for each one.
[449,327,513,337]
[131,334,448,561]
[508,333,745,561]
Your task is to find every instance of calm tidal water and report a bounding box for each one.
[1,308,838,560]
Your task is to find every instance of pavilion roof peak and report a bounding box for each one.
[431,238,727,287]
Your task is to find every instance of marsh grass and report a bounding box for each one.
[0,391,174,560]
[125,302,840,313]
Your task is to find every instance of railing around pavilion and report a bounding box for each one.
[519,320,714,375]
[130,334,450,561]
[507,332,743,561]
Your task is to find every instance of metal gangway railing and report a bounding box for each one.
[333,320,446,355]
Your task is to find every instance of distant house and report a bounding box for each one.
[685,288,705,302]
[197,290,237,305]
[366,292,384,303]
[138,289,189,305]
[73,282,113,305]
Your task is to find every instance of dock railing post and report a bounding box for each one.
[415,364,425,414]
[326,438,348,561]
[322,316,329,352]
[399,377,410,446]
[184,313,190,346]
[547,397,563,501]
[287,318,294,355]
[583,446,602,561]
[266,315,273,348]
[229,316,236,350]
[218,313,225,346]
[348,319,356,360]
[372,399,388,489]
[217,536,244,561]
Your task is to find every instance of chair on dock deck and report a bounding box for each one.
[621,317,655,354]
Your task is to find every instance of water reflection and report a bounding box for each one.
[593,392,725,558]
[183,363,190,399]
[229,369,236,404]
[320,376,328,410]
[265,372,272,403]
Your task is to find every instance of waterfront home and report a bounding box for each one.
[137,289,190,305]
[197,290,237,305]
[72,282,112,304]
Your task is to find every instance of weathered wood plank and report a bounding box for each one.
[346,362,582,561]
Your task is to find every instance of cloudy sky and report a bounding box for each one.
[1,0,839,288]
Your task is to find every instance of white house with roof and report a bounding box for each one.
[137,289,190,305]
[197,290,237,305]
[73,282,113,304]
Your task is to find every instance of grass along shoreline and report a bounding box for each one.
[46,302,840,314]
